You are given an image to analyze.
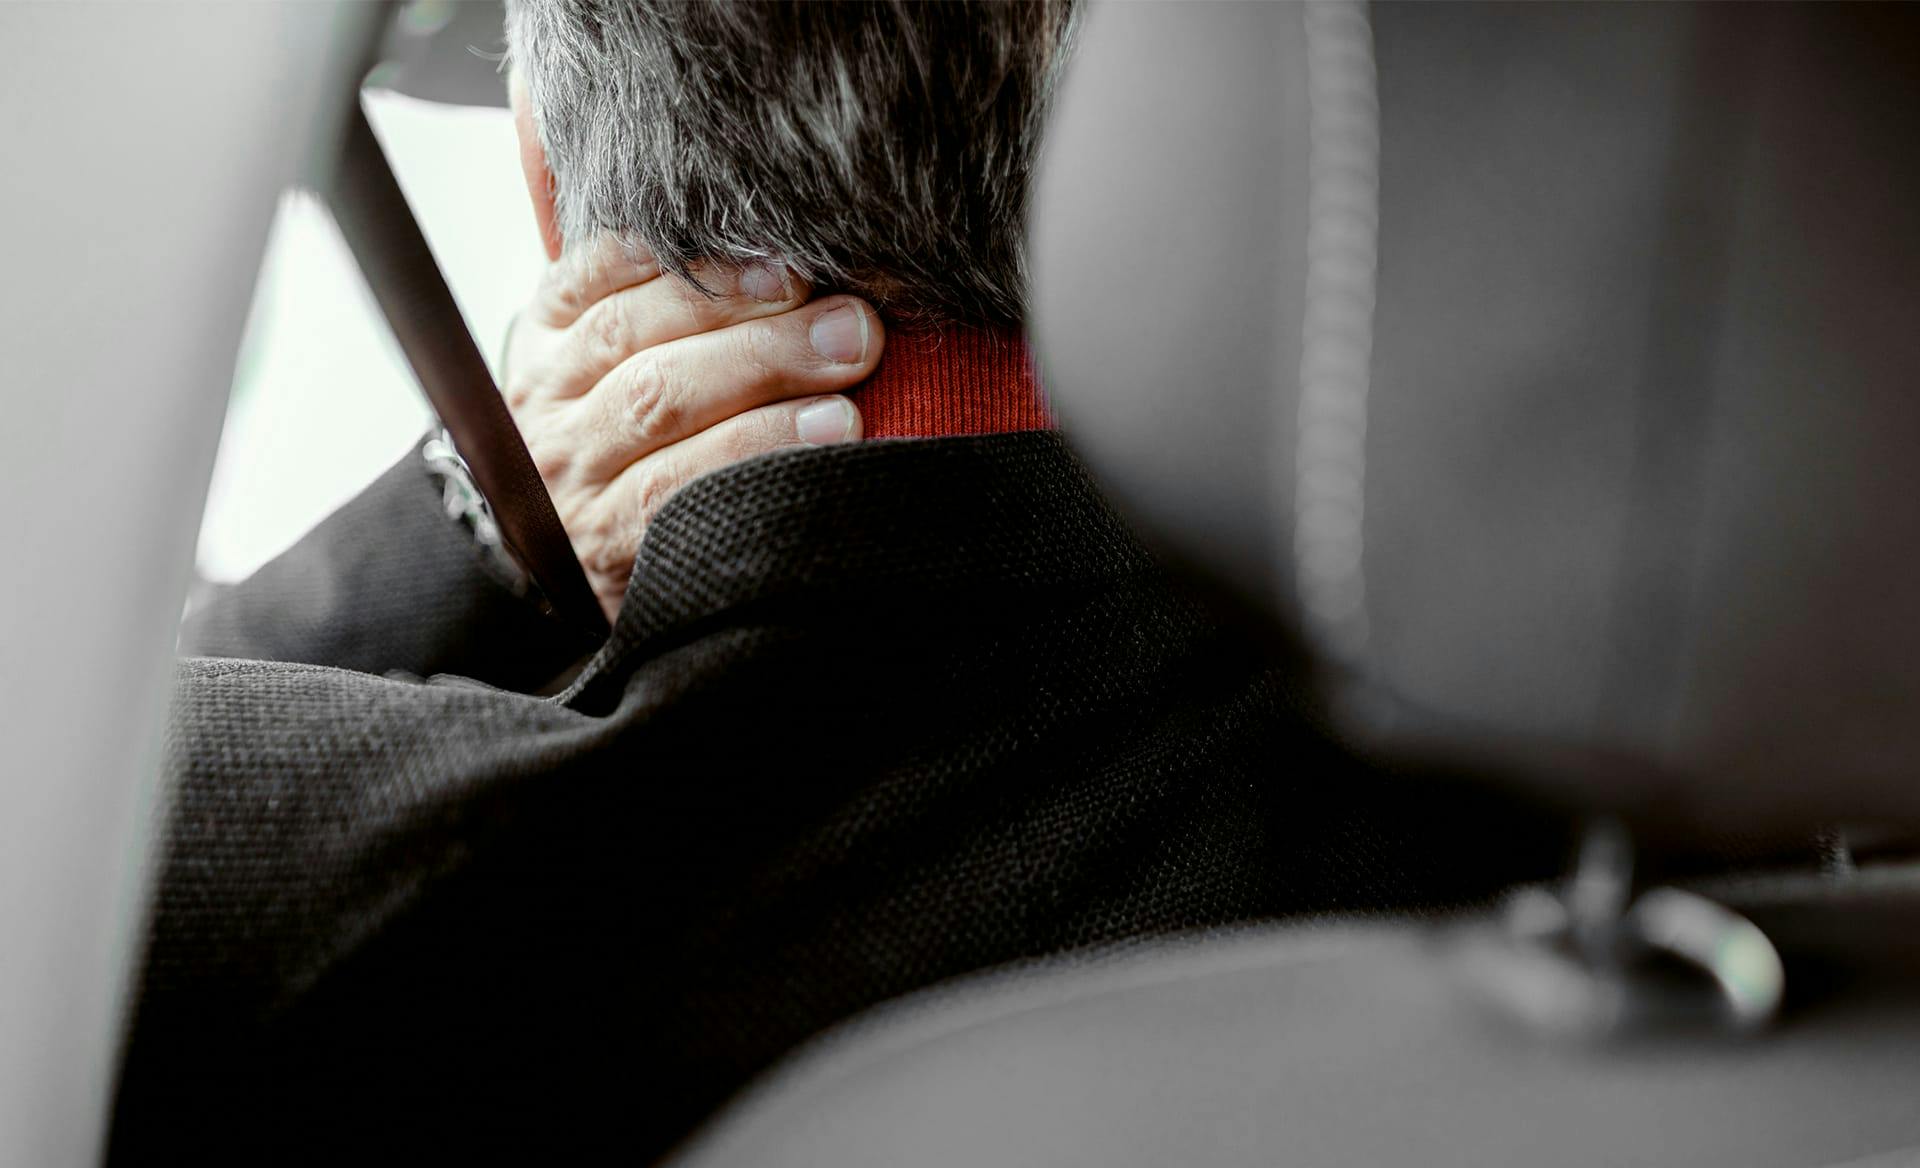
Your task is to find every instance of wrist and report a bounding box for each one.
[422,430,534,598]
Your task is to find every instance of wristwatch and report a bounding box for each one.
[423,428,534,598]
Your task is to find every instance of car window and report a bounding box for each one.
[196,90,544,583]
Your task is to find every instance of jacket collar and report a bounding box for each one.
[561,432,1150,710]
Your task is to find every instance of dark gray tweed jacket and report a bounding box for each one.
[111,432,1563,1164]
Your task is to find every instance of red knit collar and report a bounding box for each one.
[853,323,1054,439]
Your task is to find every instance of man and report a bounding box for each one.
[112,3,1563,1161]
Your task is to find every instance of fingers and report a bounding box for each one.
[544,262,814,396]
[621,395,865,537]
[561,297,883,484]
[517,238,816,404]
[572,395,864,621]
[505,238,884,624]
[527,235,662,329]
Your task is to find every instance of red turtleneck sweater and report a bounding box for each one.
[852,324,1054,439]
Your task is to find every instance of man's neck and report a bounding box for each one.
[853,323,1054,439]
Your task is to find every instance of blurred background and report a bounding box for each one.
[197,89,540,583]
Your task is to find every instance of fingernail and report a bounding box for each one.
[808,303,869,364]
[740,262,788,302]
[796,397,858,445]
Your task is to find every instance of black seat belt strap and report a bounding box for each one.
[324,102,610,641]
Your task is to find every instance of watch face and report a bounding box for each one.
[424,433,530,597]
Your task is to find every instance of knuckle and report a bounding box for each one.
[762,406,807,451]
[632,456,685,525]
[584,296,631,363]
[537,261,587,323]
[715,411,791,467]
[579,541,630,589]
[573,506,634,583]
[621,356,684,441]
[528,436,573,487]
[716,431,761,467]
[555,493,588,538]
[501,331,552,409]
[503,365,549,411]
[726,415,780,462]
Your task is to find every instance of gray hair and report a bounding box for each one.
[507,0,1078,329]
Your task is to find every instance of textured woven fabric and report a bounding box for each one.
[114,432,1566,1164]
[180,437,599,690]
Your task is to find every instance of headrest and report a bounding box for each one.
[1032,1,1920,839]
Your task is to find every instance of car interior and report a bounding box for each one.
[5,2,1919,1163]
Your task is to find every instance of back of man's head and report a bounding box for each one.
[508,0,1077,329]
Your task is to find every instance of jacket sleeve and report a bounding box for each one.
[179,436,598,692]
[110,655,617,1162]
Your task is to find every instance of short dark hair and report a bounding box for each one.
[508,0,1078,329]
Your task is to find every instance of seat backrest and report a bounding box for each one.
[0,6,377,1162]
[669,897,1920,1167]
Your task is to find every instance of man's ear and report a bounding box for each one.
[510,70,564,262]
